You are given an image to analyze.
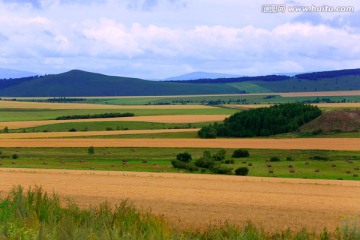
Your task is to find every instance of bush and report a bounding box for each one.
[235,167,249,176]
[12,154,18,159]
[69,128,77,132]
[203,150,212,159]
[270,156,280,162]
[224,159,234,164]
[88,146,95,155]
[198,126,217,138]
[212,149,226,161]
[310,155,329,161]
[286,156,294,161]
[171,160,198,172]
[212,166,233,175]
[176,152,192,163]
[232,149,250,158]
[1,126,9,133]
[195,158,215,169]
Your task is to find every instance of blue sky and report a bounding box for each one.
[0,0,359,79]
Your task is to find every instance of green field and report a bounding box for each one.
[1,147,359,180]
[14,121,208,133]
[13,94,360,106]
[0,107,236,122]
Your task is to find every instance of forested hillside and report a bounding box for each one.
[199,103,322,138]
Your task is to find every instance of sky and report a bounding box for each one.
[0,0,360,79]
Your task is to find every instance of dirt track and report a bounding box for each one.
[0,129,199,139]
[0,138,359,150]
[0,168,359,232]
[0,115,228,129]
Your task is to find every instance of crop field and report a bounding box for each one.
[0,168,359,234]
[0,138,359,150]
[0,96,359,235]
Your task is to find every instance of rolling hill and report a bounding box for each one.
[0,68,359,97]
[0,70,243,97]
[169,68,360,93]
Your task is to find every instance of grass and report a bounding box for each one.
[0,107,237,122]
[13,121,209,133]
[14,94,360,106]
[1,186,359,239]
[1,147,360,180]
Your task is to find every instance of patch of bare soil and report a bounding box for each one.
[301,110,360,132]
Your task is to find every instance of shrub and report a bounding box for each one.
[198,126,217,138]
[286,156,294,161]
[176,152,192,163]
[88,146,95,155]
[232,149,250,158]
[269,156,280,162]
[12,154,18,159]
[224,159,234,164]
[202,150,212,159]
[235,167,249,176]
[171,160,198,172]
[2,126,9,133]
[213,149,226,161]
[69,128,77,132]
[195,158,215,169]
[212,165,233,175]
[310,155,329,161]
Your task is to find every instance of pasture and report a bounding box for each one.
[0,147,359,180]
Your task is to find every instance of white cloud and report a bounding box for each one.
[0,0,360,78]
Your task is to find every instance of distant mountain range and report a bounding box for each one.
[165,72,242,81]
[0,68,359,97]
[0,68,38,79]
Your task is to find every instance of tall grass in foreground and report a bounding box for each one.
[0,186,359,240]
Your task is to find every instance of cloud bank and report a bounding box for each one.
[0,0,359,78]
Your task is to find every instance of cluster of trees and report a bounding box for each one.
[171,149,250,176]
[56,112,134,120]
[151,98,250,105]
[47,97,86,103]
[199,103,322,138]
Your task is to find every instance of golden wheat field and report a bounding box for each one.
[0,138,359,150]
[0,128,199,139]
[1,168,359,233]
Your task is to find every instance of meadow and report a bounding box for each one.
[0,147,359,180]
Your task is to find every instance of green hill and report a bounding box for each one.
[0,70,243,97]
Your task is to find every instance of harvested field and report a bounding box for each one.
[0,100,214,109]
[0,128,199,139]
[0,168,359,233]
[0,138,359,150]
[0,115,228,129]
